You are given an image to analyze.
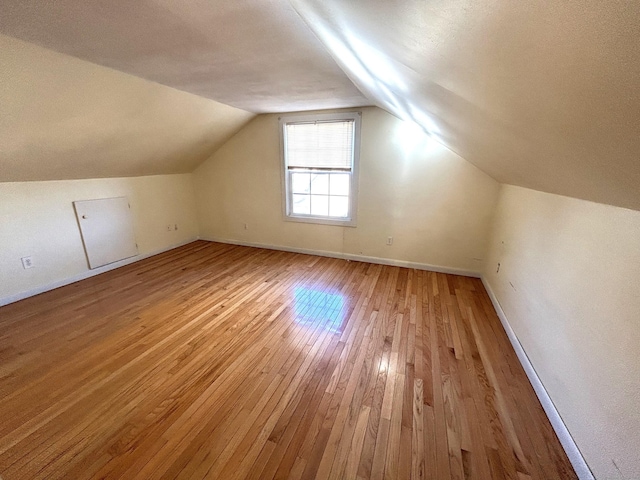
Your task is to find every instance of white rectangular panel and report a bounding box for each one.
[74,197,138,269]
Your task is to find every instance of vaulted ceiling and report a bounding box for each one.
[291,0,640,211]
[1,1,639,210]
[0,0,368,112]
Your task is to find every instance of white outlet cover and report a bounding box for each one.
[21,256,34,269]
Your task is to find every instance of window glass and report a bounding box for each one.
[292,194,310,215]
[281,113,360,226]
[310,195,329,216]
[291,172,311,194]
[329,173,350,196]
[329,196,349,217]
[310,173,329,195]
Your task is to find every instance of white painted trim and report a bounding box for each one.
[481,277,594,480]
[0,237,199,307]
[201,236,481,278]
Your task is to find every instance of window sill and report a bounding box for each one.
[284,214,357,227]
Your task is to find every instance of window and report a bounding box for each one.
[280,112,361,226]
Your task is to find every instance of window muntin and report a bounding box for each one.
[281,112,360,226]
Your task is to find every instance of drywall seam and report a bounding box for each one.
[201,236,481,278]
[0,237,198,307]
[481,276,595,480]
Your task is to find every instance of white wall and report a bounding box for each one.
[193,107,500,274]
[483,184,640,480]
[0,174,199,303]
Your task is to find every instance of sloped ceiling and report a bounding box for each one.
[291,0,640,211]
[1,1,639,211]
[0,0,368,113]
[0,34,254,181]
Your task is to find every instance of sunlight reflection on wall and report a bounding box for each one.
[293,287,346,333]
[290,0,448,155]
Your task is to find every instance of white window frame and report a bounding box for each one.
[280,111,361,227]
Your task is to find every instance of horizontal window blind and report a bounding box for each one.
[285,120,354,169]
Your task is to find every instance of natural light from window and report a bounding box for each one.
[292,286,346,333]
[281,112,360,226]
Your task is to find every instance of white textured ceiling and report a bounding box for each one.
[1,0,639,211]
[291,0,640,211]
[0,0,369,113]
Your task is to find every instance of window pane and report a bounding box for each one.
[310,173,329,195]
[292,194,310,215]
[310,195,329,216]
[329,196,349,218]
[330,173,350,196]
[291,172,310,194]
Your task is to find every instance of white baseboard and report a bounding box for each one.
[201,236,481,278]
[481,277,594,480]
[0,237,199,307]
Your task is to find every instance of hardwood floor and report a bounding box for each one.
[0,241,576,479]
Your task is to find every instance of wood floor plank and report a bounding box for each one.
[0,241,577,479]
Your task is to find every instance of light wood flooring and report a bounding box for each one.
[0,241,576,479]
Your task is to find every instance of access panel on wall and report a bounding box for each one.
[73,197,138,269]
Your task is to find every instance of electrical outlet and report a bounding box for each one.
[167,225,172,232]
[21,256,34,269]
[386,236,393,246]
